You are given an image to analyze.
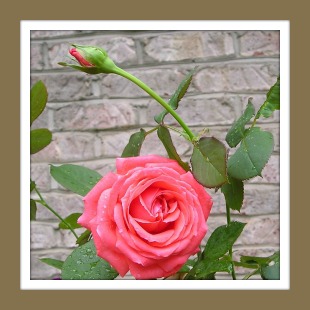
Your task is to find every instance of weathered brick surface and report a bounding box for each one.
[203,215,279,246]
[31,221,85,249]
[146,94,243,127]
[31,73,101,102]
[30,43,44,70]
[142,31,235,62]
[34,192,85,220]
[30,163,51,192]
[31,132,101,163]
[211,183,280,215]
[238,31,280,57]
[29,30,281,280]
[31,30,86,39]
[52,100,138,131]
[193,62,279,93]
[31,222,57,249]
[31,105,50,130]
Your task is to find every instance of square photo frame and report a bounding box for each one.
[21,20,290,290]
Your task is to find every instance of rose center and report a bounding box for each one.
[129,189,179,234]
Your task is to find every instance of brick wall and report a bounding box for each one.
[30,30,280,280]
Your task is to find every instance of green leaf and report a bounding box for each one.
[221,175,244,211]
[121,129,146,157]
[61,240,118,280]
[257,76,280,118]
[191,137,228,188]
[241,251,280,266]
[227,127,274,180]
[40,258,64,270]
[76,230,92,246]
[154,68,196,124]
[59,213,82,230]
[50,164,102,196]
[225,99,255,147]
[240,251,280,280]
[30,80,48,126]
[30,179,36,192]
[261,262,280,280]
[178,259,196,273]
[191,260,232,279]
[240,255,270,266]
[157,125,190,171]
[30,199,37,221]
[203,221,246,261]
[30,128,52,154]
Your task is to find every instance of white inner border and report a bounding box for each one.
[21,20,290,290]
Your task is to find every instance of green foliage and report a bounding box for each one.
[256,76,280,119]
[203,222,246,261]
[189,259,233,280]
[261,262,280,280]
[177,259,196,273]
[191,137,228,188]
[227,127,274,180]
[30,81,52,223]
[30,80,48,126]
[185,222,246,279]
[30,128,52,154]
[157,125,190,171]
[225,99,255,148]
[76,230,92,246]
[59,213,82,230]
[61,240,118,280]
[30,179,36,192]
[221,176,244,211]
[241,251,280,280]
[121,129,146,157]
[154,68,196,124]
[30,199,37,221]
[50,164,102,196]
[40,258,64,270]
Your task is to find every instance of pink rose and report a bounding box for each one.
[78,155,213,279]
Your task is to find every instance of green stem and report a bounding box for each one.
[165,125,191,140]
[225,203,237,280]
[34,187,78,239]
[145,126,159,136]
[233,261,259,269]
[113,67,196,141]
[243,269,260,280]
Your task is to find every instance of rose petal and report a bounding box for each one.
[128,261,166,280]
[94,222,129,277]
[78,172,118,229]
[116,155,181,175]
[129,216,174,243]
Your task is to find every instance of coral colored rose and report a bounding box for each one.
[78,155,213,279]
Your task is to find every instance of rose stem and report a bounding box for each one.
[113,66,196,141]
[34,187,79,239]
[225,202,237,280]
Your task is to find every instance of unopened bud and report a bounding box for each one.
[59,44,118,74]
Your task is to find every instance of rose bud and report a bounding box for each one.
[59,44,118,74]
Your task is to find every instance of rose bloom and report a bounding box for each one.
[78,155,213,279]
